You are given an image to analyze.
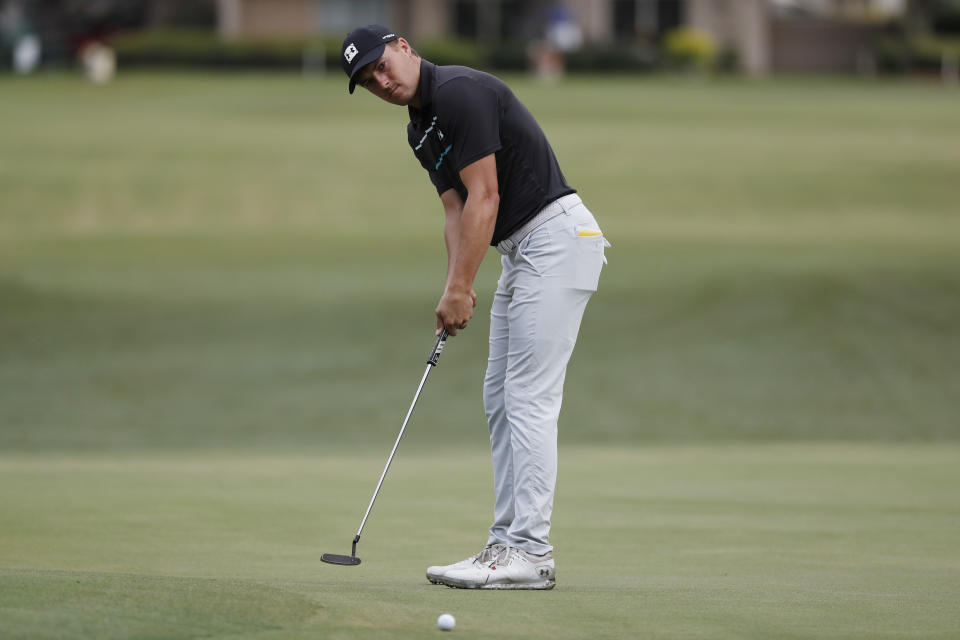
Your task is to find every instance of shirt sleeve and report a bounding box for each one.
[427,170,452,195]
[434,78,502,174]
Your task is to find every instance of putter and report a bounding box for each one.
[321,329,449,566]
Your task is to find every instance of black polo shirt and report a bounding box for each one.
[407,60,576,246]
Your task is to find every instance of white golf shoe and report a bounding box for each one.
[426,543,507,584]
[441,546,556,590]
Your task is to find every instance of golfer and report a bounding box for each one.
[341,25,608,590]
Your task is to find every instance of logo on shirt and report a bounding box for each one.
[344,43,359,63]
[435,144,453,170]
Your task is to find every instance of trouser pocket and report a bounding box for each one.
[573,224,608,292]
[515,210,609,292]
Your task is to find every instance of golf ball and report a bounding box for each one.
[437,613,456,631]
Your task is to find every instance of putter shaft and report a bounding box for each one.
[352,331,448,546]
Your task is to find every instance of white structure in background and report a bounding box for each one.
[13,33,40,73]
[546,3,583,53]
[2,0,40,73]
[770,0,906,16]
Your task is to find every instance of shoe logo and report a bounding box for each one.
[539,568,550,577]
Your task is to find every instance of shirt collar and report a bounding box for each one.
[408,59,436,123]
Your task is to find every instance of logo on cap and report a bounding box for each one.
[344,43,359,63]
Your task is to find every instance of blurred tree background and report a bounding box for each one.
[2,0,959,76]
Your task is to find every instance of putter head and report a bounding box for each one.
[321,553,361,566]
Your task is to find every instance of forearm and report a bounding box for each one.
[447,191,498,293]
[434,155,498,335]
[443,212,461,290]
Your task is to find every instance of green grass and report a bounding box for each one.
[2,446,959,639]
[1,73,958,450]
[0,72,959,637]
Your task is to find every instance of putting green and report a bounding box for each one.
[1,445,957,638]
[0,570,319,639]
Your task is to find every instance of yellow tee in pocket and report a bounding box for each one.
[575,225,603,237]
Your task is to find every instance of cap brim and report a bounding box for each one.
[348,44,387,94]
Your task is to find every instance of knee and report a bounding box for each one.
[502,382,537,421]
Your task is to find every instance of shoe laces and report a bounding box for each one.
[474,543,506,566]
[486,544,514,568]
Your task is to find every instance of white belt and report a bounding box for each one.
[495,193,581,255]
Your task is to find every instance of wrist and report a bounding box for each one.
[445,280,472,296]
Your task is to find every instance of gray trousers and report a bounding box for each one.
[484,194,608,555]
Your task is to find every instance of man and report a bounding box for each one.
[341,25,608,590]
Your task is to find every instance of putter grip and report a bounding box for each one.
[428,330,449,366]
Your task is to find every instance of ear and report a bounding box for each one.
[397,38,417,58]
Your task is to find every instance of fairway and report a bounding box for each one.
[1,72,959,638]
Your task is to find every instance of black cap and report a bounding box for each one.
[341,25,400,94]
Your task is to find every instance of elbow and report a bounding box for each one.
[480,192,499,229]
[465,187,499,221]
[485,192,500,217]
[475,189,499,217]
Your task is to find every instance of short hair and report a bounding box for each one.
[388,39,419,58]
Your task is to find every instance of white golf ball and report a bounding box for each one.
[437,613,456,631]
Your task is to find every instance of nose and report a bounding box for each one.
[374,71,390,91]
